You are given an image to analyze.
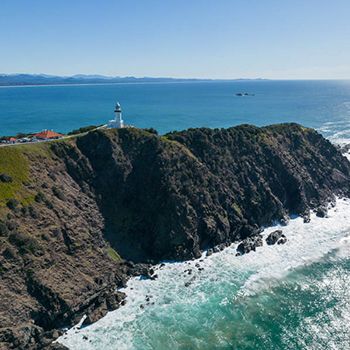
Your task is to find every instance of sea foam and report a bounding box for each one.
[57,198,350,350]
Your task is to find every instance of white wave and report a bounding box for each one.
[57,198,350,350]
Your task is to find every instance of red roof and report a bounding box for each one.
[34,130,64,139]
[9,137,16,142]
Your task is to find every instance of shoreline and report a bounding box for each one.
[56,197,350,349]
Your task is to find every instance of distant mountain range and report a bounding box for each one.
[0,74,266,86]
[0,74,203,86]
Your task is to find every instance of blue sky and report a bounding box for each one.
[1,0,350,79]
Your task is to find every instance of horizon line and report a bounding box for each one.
[1,73,350,82]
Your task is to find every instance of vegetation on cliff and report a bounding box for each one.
[0,123,349,349]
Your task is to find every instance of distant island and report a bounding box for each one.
[0,74,267,86]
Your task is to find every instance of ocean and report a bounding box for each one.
[58,200,350,350]
[2,80,350,349]
[1,80,350,143]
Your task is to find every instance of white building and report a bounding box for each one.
[108,102,124,128]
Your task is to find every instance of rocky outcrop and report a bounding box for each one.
[236,235,263,255]
[316,206,328,217]
[0,123,349,349]
[265,230,287,245]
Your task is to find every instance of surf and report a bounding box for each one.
[57,198,350,349]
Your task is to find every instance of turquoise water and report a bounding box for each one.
[59,201,350,350]
[1,80,350,142]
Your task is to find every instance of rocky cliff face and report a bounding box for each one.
[0,123,349,349]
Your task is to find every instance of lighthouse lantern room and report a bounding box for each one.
[108,102,124,128]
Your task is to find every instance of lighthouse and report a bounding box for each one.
[108,102,124,128]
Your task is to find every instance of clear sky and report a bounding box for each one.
[1,0,350,79]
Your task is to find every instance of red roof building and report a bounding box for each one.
[33,130,64,140]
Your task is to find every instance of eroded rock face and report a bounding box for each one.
[50,124,350,263]
[1,123,349,348]
[236,235,263,255]
[266,230,287,245]
[316,206,328,218]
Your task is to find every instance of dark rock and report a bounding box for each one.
[206,249,213,257]
[213,246,220,253]
[236,235,263,255]
[277,236,287,245]
[303,210,311,223]
[83,306,108,326]
[316,206,328,218]
[266,230,284,245]
[339,143,350,154]
[280,216,289,226]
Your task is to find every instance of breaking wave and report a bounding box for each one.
[58,198,350,350]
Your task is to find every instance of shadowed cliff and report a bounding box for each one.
[0,123,349,349]
[53,124,350,262]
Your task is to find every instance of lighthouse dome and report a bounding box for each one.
[115,102,122,112]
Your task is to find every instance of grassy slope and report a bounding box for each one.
[0,142,60,216]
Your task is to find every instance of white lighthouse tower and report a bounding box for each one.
[108,102,124,128]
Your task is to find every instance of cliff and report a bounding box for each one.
[0,123,349,349]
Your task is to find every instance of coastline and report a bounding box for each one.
[57,197,350,349]
[1,123,350,349]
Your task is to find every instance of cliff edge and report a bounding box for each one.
[0,123,349,349]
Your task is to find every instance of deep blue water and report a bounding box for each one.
[1,80,350,141]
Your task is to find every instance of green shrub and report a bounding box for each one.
[6,221,18,231]
[107,247,121,262]
[28,206,39,219]
[44,199,54,209]
[0,173,13,183]
[144,128,158,135]
[2,246,16,260]
[34,192,46,203]
[68,125,99,135]
[0,221,9,236]
[6,198,19,210]
[52,186,65,201]
[9,231,42,255]
[34,191,52,209]
[20,206,29,216]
